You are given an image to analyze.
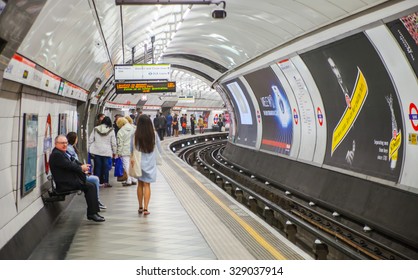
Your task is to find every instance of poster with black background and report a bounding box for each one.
[300,33,404,182]
[387,12,418,77]
[244,67,293,155]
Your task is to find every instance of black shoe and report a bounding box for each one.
[87,213,105,222]
[96,213,104,219]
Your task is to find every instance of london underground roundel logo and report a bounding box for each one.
[317,107,323,126]
[293,108,298,125]
[213,114,219,124]
[409,103,418,131]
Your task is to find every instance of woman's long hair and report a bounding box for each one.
[66,131,79,155]
[134,114,155,153]
[101,116,113,128]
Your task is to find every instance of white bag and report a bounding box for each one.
[129,149,142,177]
[155,148,162,166]
[221,126,226,132]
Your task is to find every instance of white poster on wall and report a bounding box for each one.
[291,56,327,165]
[276,59,317,162]
[226,81,253,125]
[269,64,301,159]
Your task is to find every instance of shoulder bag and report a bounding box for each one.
[129,148,142,177]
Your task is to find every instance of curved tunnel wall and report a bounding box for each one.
[0,78,80,257]
[219,10,418,246]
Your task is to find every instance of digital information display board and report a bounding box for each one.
[115,81,176,93]
[114,64,171,80]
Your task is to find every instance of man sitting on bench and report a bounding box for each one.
[49,135,105,222]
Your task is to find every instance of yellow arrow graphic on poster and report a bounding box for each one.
[389,131,402,160]
[331,67,368,155]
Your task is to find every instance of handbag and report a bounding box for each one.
[114,157,124,177]
[129,148,142,177]
[117,170,128,182]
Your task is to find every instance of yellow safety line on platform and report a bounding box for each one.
[168,156,287,260]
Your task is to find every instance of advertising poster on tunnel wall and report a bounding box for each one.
[21,113,38,196]
[300,33,404,182]
[244,68,293,155]
[387,12,418,77]
[222,78,258,148]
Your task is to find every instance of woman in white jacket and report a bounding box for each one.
[89,116,117,188]
[116,117,137,186]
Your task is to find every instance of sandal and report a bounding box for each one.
[143,209,150,215]
[138,207,143,214]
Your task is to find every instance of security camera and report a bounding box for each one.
[212,1,227,19]
[212,9,226,19]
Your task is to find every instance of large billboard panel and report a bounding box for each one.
[300,33,404,182]
[222,78,258,147]
[387,12,418,77]
[244,67,293,155]
[366,25,418,190]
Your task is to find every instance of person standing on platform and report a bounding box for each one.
[172,113,179,137]
[166,112,173,137]
[190,114,196,135]
[218,114,224,132]
[198,115,204,134]
[49,135,104,222]
[125,115,135,127]
[96,113,105,126]
[134,109,142,125]
[179,114,184,134]
[89,116,117,188]
[181,114,187,135]
[132,114,162,216]
[113,114,122,136]
[116,117,137,186]
[157,113,167,140]
[153,113,160,131]
[66,132,106,209]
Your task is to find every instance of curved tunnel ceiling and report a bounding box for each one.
[15,0,390,107]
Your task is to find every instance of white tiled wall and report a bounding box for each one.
[0,80,78,249]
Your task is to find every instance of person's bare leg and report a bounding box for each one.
[137,181,144,213]
[143,182,151,215]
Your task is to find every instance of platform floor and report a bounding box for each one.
[29,135,311,260]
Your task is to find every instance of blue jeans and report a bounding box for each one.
[87,175,101,202]
[93,155,110,184]
[166,124,172,137]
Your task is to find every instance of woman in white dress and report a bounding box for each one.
[131,114,162,215]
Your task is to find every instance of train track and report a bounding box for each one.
[172,136,416,260]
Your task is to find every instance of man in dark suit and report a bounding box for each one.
[49,135,105,222]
